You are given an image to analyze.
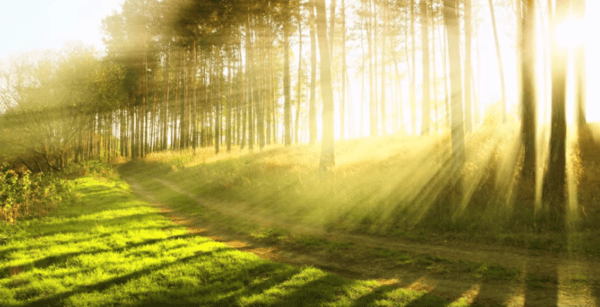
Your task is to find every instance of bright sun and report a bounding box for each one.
[552,12,600,123]
[555,18,586,49]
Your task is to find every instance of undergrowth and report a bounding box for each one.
[0,165,75,225]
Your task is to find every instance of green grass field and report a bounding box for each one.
[0,176,470,307]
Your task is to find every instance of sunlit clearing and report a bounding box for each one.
[554,18,585,49]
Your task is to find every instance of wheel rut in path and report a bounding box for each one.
[124,176,600,306]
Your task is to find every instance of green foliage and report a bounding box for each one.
[0,46,126,171]
[0,165,75,225]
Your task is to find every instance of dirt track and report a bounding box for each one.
[123,175,600,306]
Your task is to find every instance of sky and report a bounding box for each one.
[0,0,123,61]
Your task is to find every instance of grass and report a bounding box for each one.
[0,176,472,306]
[119,158,527,286]
[118,124,600,258]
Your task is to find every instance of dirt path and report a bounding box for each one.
[124,176,600,306]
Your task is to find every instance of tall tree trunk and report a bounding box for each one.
[410,0,417,134]
[192,42,198,152]
[574,0,586,127]
[444,0,465,191]
[431,9,439,132]
[464,0,473,133]
[129,93,136,158]
[380,1,387,135]
[161,45,171,150]
[392,41,404,134]
[520,0,536,180]
[178,49,186,150]
[315,0,335,175]
[340,0,347,140]
[215,48,221,155]
[403,5,411,133]
[543,0,570,227]
[268,48,275,144]
[487,0,507,122]
[227,48,233,153]
[368,0,377,136]
[141,49,148,157]
[329,0,336,56]
[247,16,255,151]
[257,27,265,150]
[295,10,303,144]
[441,14,451,128]
[421,0,431,135]
[309,1,318,144]
[284,4,292,147]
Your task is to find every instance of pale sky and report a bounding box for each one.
[0,0,123,60]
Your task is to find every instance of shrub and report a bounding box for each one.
[61,160,118,180]
[0,164,75,224]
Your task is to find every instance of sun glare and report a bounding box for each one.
[555,18,586,49]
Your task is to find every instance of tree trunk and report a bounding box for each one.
[410,0,417,134]
[368,0,377,137]
[295,10,303,144]
[215,48,221,155]
[192,42,199,152]
[161,46,171,150]
[247,17,255,152]
[487,0,507,122]
[421,0,430,135]
[574,0,586,127]
[227,48,233,153]
[431,9,439,132]
[520,0,536,181]
[315,0,335,175]
[340,0,347,140]
[464,0,473,133]
[543,0,570,227]
[380,1,387,135]
[444,0,465,191]
[309,1,318,144]
[284,5,292,147]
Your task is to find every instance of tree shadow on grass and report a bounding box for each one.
[113,259,302,306]
[24,247,232,307]
[2,232,203,281]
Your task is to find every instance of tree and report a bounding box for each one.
[574,0,586,127]
[543,0,571,227]
[295,6,303,144]
[421,0,431,135]
[519,0,536,181]
[314,0,335,175]
[0,46,125,171]
[487,0,507,122]
[463,0,473,133]
[284,0,292,147]
[443,0,465,188]
[308,0,318,144]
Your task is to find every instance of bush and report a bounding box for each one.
[0,165,75,224]
[61,160,118,180]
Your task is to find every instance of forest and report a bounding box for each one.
[1,0,600,305]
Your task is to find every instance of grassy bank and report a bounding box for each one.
[0,176,469,306]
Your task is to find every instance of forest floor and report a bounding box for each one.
[123,175,600,306]
[118,123,600,306]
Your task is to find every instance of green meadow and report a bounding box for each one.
[0,176,470,307]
